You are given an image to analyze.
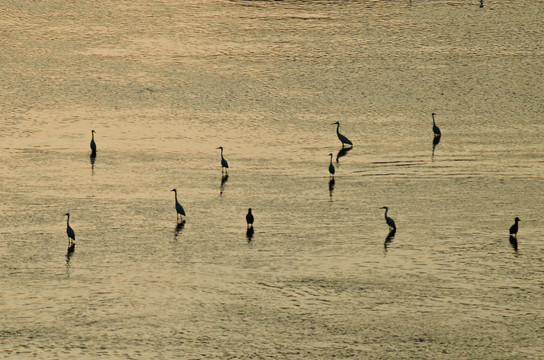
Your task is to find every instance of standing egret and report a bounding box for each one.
[90,130,97,156]
[432,113,441,137]
[171,188,186,223]
[65,213,75,251]
[332,121,353,148]
[217,146,229,173]
[509,217,520,237]
[328,153,335,178]
[246,208,254,229]
[381,206,396,231]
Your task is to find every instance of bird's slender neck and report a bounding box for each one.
[173,190,177,200]
[66,215,70,225]
[91,131,95,140]
[432,114,436,125]
[336,123,340,133]
[220,148,224,157]
[383,208,388,217]
[330,154,333,163]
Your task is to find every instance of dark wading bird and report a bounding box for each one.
[246,208,254,229]
[509,217,520,237]
[171,188,186,223]
[432,113,441,137]
[328,153,335,178]
[65,213,76,252]
[90,130,97,156]
[381,206,396,231]
[332,121,353,148]
[217,146,229,174]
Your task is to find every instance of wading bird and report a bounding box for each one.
[217,146,229,173]
[90,130,97,156]
[171,188,186,223]
[432,113,441,137]
[381,206,396,231]
[246,208,254,229]
[509,217,520,237]
[328,153,335,178]
[332,121,353,148]
[65,213,75,251]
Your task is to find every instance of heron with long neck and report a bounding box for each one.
[432,113,441,137]
[217,146,229,173]
[381,206,396,231]
[171,189,186,223]
[332,121,353,148]
[65,213,75,250]
[90,130,97,156]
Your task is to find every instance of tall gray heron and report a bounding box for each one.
[381,206,396,231]
[171,189,186,222]
[90,130,97,156]
[217,146,229,173]
[432,113,441,137]
[65,213,75,251]
[332,121,353,148]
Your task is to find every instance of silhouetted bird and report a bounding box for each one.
[328,153,335,177]
[509,217,520,237]
[332,121,353,148]
[246,208,254,228]
[381,206,396,231]
[65,213,75,251]
[90,130,97,156]
[217,146,229,173]
[432,113,441,137]
[171,188,186,223]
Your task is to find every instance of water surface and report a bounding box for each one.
[1,0,543,358]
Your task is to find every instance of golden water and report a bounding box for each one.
[1,0,543,358]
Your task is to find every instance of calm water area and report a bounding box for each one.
[1,0,543,358]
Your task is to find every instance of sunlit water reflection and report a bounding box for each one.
[1,0,543,358]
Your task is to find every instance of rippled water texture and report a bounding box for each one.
[1,0,543,358]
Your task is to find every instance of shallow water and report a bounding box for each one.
[1,0,543,358]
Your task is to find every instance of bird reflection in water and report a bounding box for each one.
[384,228,396,253]
[336,146,352,163]
[90,153,96,173]
[220,174,229,195]
[174,220,185,240]
[246,226,254,243]
[329,178,335,198]
[509,235,518,252]
[432,134,441,160]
